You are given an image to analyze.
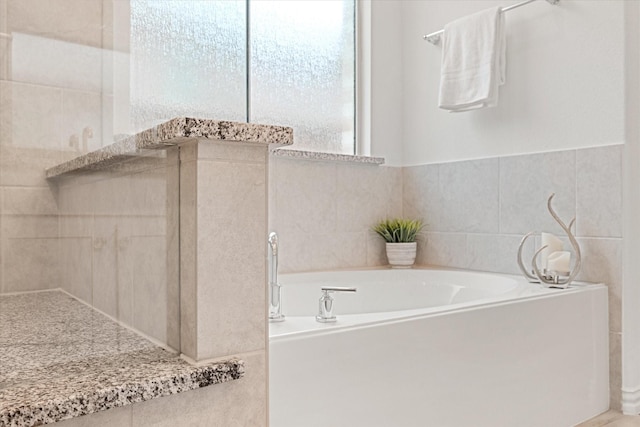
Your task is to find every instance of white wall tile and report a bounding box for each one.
[60,237,92,303]
[53,405,132,427]
[196,158,267,360]
[0,146,61,187]
[1,187,58,216]
[91,216,118,320]
[438,158,500,233]
[7,0,103,48]
[2,237,59,292]
[417,232,467,269]
[466,234,529,275]
[576,237,622,334]
[335,164,402,233]
[500,150,576,235]
[62,89,103,154]
[273,158,337,235]
[576,145,623,238]
[0,81,63,151]
[403,164,439,227]
[132,235,167,345]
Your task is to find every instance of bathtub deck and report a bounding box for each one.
[0,290,244,427]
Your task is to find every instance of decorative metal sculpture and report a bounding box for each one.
[516,194,581,288]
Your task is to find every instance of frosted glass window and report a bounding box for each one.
[250,1,355,154]
[130,0,246,133]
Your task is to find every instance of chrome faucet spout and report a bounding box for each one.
[268,232,285,322]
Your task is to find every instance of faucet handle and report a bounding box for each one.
[320,286,357,293]
[316,287,357,323]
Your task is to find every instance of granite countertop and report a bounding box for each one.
[0,291,244,427]
[46,117,293,179]
[271,148,385,165]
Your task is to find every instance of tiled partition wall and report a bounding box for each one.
[55,150,180,350]
[403,144,623,407]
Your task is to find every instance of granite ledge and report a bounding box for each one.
[46,117,293,179]
[0,291,245,427]
[271,148,385,165]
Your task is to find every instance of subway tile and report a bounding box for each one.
[576,145,622,238]
[500,150,576,235]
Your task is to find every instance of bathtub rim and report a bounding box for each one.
[269,266,606,342]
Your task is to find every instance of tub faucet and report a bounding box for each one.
[316,287,357,323]
[268,232,285,322]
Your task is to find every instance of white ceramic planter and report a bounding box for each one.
[385,242,417,269]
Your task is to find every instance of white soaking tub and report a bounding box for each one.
[269,267,609,427]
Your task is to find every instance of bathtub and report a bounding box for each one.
[269,267,609,427]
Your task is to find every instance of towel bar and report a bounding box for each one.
[423,0,559,45]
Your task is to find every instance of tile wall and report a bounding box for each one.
[268,154,403,273]
[55,150,180,350]
[0,0,108,294]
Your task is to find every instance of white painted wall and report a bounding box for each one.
[622,0,640,415]
[367,0,404,166]
[400,0,625,165]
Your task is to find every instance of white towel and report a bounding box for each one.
[438,7,506,112]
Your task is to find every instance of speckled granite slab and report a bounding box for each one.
[0,291,244,427]
[271,148,385,165]
[46,117,293,178]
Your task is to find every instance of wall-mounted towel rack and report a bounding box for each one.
[422,0,559,45]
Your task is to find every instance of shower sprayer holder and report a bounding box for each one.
[516,194,582,289]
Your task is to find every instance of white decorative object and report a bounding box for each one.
[540,232,563,269]
[385,242,417,269]
[516,193,582,288]
[547,251,571,274]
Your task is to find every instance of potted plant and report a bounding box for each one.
[372,218,425,268]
